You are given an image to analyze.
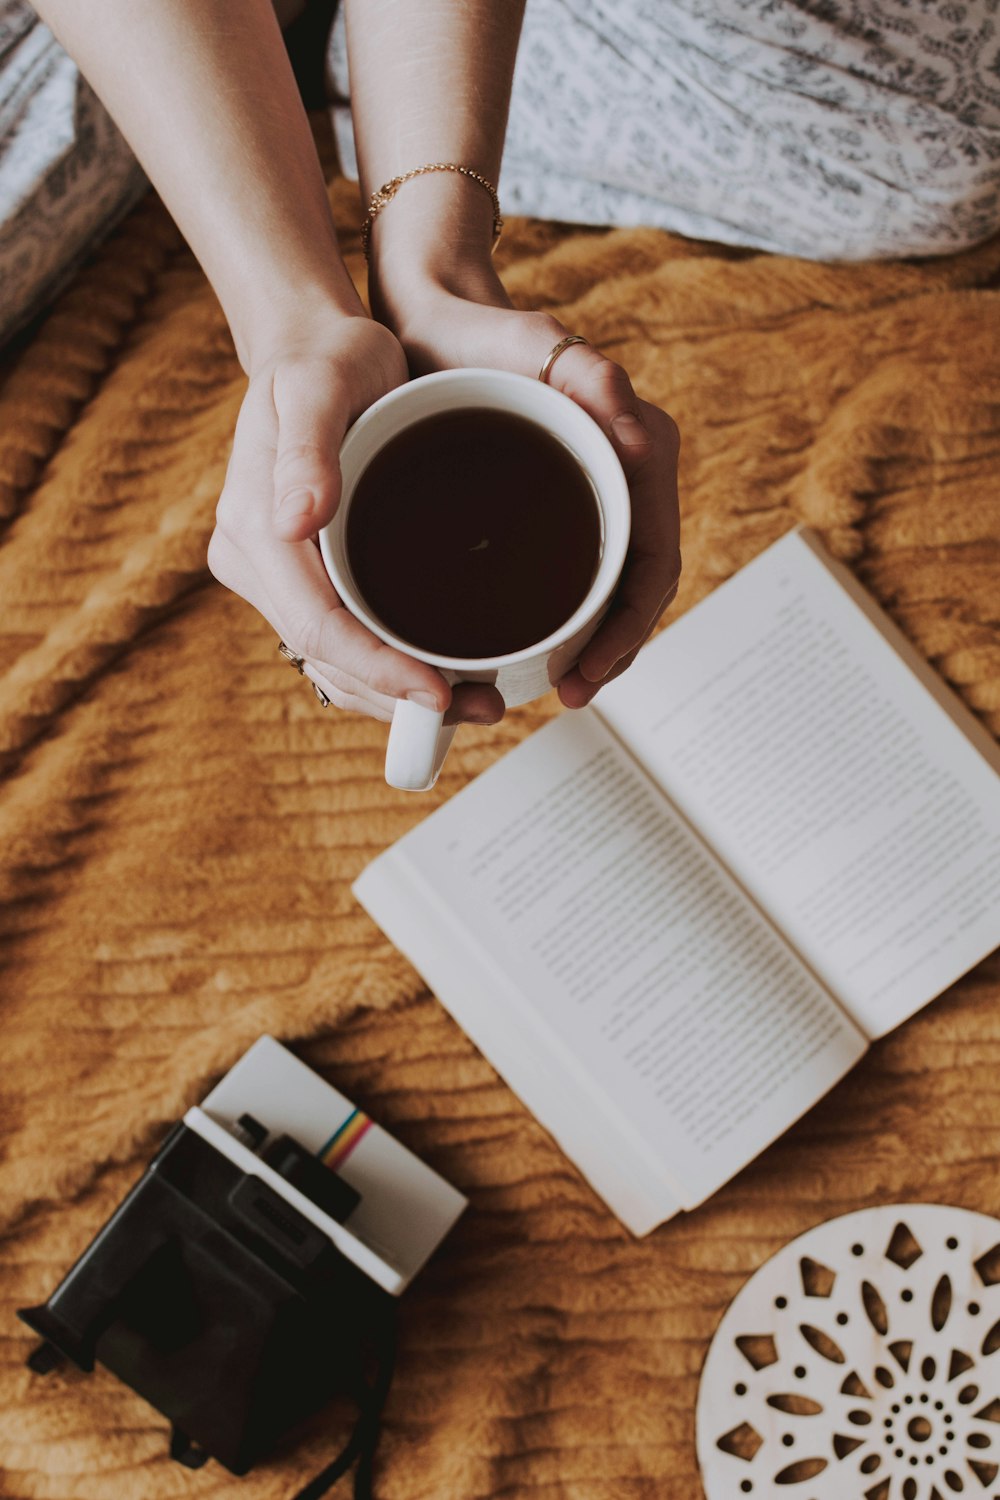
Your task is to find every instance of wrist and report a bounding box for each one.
[366,169,509,334]
[235,269,366,376]
[243,308,403,397]
[372,261,510,353]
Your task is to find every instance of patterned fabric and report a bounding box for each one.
[331,0,1000,260]
[3,0,1000,349]
[0,2,146,346]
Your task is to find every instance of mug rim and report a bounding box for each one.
[319,368,631,672]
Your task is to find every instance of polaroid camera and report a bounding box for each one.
[19,1038,466,1497]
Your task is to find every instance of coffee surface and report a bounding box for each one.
[345,409,602,658]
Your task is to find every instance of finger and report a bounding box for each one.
[446,683,506,727]
[541,347,681,673]
[558,578,680,710]
[577,558,680,684]
[272,549,454,708]
[302,661,505,727]
[558,644,643,711]
[301,661,397,722]
[303,659,503,728]
[270,359,351,542]
[559,645,641,711]
[545,344,659,479]
[211,511,453,711]
[280,557,445,701]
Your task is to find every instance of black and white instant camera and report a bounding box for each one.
[19,1038,466,1496]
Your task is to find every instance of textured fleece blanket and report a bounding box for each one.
[1,142,999,1500]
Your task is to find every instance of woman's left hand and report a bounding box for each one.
[376,279,681,709]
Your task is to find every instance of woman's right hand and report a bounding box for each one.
[208,312,506,726]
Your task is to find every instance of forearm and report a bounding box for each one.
[345,0,526,311]
[34,0,363,369]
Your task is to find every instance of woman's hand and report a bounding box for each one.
[345,0,679,710]
[374,272,682,709]
[30,2,511,726]
[208,312,505,725]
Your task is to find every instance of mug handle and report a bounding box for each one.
[385,699,459,791]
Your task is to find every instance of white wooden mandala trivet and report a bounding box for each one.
[696,1205,1000,1500]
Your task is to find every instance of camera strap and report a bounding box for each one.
[292,1296,398,1500]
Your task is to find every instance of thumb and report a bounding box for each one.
[271,359,351,542]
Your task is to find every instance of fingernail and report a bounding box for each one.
[406,690,441,710]
[611,412,649,447]
[275,486,314,524]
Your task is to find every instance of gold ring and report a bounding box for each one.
[538,334,590,384]
[278,640,305,674]
[312,683,332,708]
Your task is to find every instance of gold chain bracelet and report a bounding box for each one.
[360,162,503,259]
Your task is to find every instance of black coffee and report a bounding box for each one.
[345,408,602,659]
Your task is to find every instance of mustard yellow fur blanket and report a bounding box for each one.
[1,161,999,1498]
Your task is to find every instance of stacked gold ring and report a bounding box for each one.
[278,640,305,674]
[279,641,332,707]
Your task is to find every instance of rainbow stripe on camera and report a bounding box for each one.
[319,1107,372,1172]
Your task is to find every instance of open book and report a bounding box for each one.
[354,529,1000,1235]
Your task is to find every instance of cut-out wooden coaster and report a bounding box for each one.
[696,1205,1000,1500]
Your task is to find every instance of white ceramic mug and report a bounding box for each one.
[318,368,630,791]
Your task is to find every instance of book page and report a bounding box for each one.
[597,529,1000,1038]
[355,844,683,1238]
[356,710,864,1223]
